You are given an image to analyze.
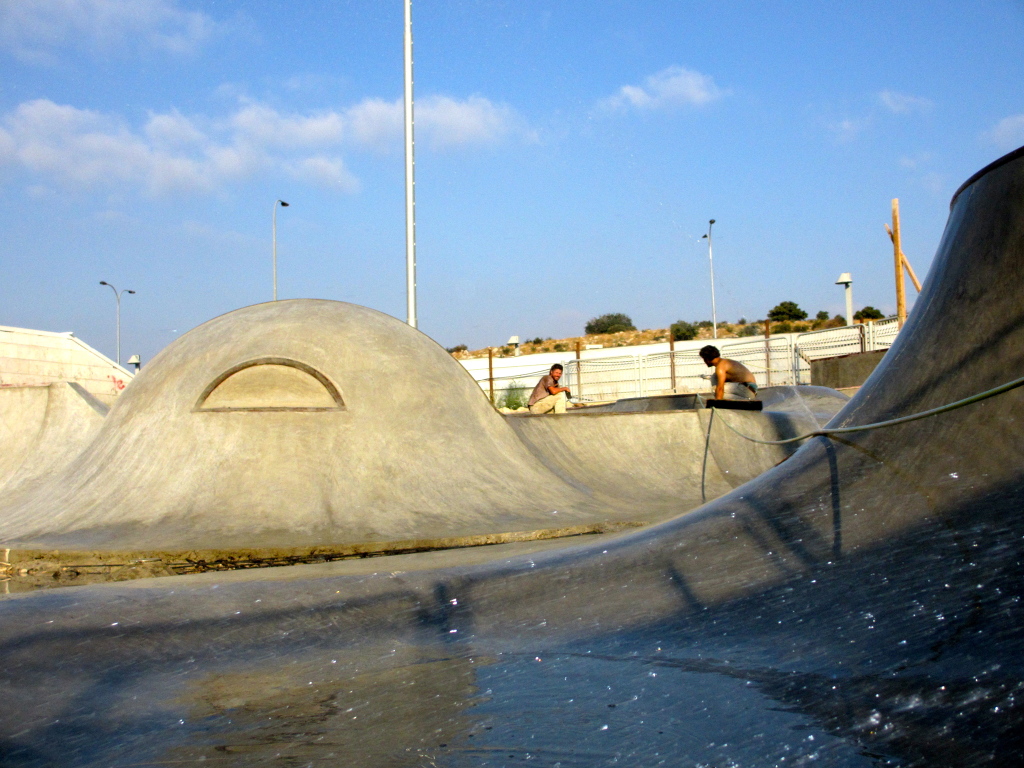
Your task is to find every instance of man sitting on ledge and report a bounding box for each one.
[528,363,572,414]
[699,345,759,400]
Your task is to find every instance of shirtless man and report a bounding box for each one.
[528,363,572,414]
[699,345,759,400]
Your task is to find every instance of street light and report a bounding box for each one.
[701,219,718,339]
[403,0,417,328]
[835,272,854,326]
[99,281,136,365]
[273,199,289,301]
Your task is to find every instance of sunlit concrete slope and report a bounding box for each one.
[1,148,1021,765]
[0,301,620,550]
[0,301,835,553]
[0,382,107,493]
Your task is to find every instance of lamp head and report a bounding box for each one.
[99,281,109,286]
[709,219,716,225]
[701,234,708,240]
[127,290,136,294]
[835,272,852,285]
[280,200,289,207]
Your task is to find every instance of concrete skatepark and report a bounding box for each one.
[0,145,1023,765]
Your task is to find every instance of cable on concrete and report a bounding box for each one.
[710,373,1024,446]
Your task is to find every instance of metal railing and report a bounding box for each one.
[478,318,901,404]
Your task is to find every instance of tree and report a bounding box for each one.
[585,313,636,335]
[670,320,698,341]
[854,306,884,321]
[767,301,808,322]
[815,310,830,321]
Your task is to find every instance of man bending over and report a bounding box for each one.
[528,363,572,414]
[699,345,759,400]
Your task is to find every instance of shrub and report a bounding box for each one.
[499,381,529,410]
[773,321,794,333]
[736,324,761,337]
[815,310,830,321]
[531,337,543,345]
[824,315,846,328]
[553,342,568,352]
[670,320,698,341]
[446,344,468,354]
[585,313,636,335]
[768,301,807,322]
[854,306,884,321]
[737,317,748,325]
[695,320,714,329]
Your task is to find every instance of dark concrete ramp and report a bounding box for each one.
[1,145,1024,766]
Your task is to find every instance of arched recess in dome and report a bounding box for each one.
[194,358,344,412]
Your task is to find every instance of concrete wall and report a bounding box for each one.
[0,325,133,404]
[810,349,887,389]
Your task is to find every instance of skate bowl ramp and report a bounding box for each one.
[0,382,107,493]
[1,145,1024,766]
[0,303,839,554]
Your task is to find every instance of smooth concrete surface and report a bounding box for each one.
[1,146,1024,765]
[811,349,887,389]
[0,302,833,553]
[0,382,107,493]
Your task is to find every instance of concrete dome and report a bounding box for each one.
[0,300,598,550]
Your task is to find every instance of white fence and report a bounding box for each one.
[478,318,900,405]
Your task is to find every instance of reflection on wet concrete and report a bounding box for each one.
[169,649,487,767]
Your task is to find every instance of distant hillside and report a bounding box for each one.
[449,317,849,360]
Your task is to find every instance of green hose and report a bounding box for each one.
[711,373,1024,446]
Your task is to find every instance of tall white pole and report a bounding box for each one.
[403,0,418,328]
[706,219,717,339]
[845,283,854,327]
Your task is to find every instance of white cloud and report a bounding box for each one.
[345,98,403,149]
[286,156,360,192]
[341,94,525,149]
[229,103,346,148]
[985,114,1024,150]
[878,90,933,114]
[602,66,726,111]
[0,0,218,62]
[0,99,351,195]
[418,95,519,147]
[828,117,870,143]
[0,93,526,195]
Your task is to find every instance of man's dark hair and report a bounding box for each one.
[550,363,564,372]
[699,345,720,363]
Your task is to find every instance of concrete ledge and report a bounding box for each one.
[810,349,887,389]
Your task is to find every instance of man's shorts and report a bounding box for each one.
[722,382,757,400]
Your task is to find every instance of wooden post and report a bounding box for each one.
[764,320,772,387]
[488,347,495,405]
[891,198,907,327]
[669,335,677,391]
[886,223,923,293]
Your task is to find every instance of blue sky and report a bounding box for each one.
[2,0,1023,362]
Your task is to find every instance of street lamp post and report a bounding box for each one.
[701,219,718,339]
[403,0,418,328]
[99,281,136,365]
[273,199,289,301]
[835,273,854,326]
